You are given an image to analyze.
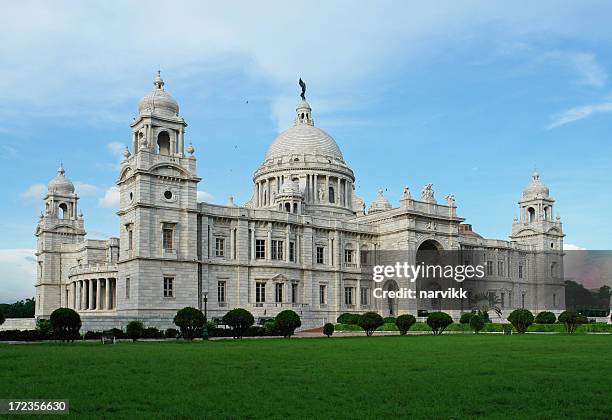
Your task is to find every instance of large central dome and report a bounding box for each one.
[265,124,344,161]
[264,99,344,162]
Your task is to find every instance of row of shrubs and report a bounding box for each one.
[0,306,305,342]
[333,309,603,335]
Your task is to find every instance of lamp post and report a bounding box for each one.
[202,293,209,340]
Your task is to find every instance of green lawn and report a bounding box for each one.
[1,334,612,419]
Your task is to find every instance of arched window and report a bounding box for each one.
[157,131,170,155]
[328,186,335,204]
[543,206,549,221]
[550,262,557,277]
[285,203,291,212]
[293,203,298,213]
[58,203,68,219]
[527,207,536,223]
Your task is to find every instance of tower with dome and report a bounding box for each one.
[33,74,566,329]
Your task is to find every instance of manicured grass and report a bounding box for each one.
[2,335,612,418]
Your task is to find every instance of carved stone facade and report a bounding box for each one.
[34,74,566,330]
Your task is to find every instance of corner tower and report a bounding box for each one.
[511,170,564,250]
[35,164,86,317]
[117,72,201,320]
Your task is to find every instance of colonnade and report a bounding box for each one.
[68,278,117,311]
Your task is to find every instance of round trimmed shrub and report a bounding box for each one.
[426,312,453,335]
[126,320,144,342]
[36,319,53,339]
[222,308,255,339]
[275,310,302,338]
[469,314,485,333]
[49,308,81,342]
[460,312,474,324]
[395,314,416,335]
[507,309,534,333]
[358,312,384,336]
[165,328,179,339]
[558,310,582,333]
[534,311,556,324]
[337,313,361,325]
[263,320,277,335]
[0,312,4,326]
[323,323,334,337]
[174,307,205,340]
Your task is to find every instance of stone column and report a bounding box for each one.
[75,281,80,310]
[250,222,256,260]
[266,223,272,260]
[106,278,112,310]
[285,226,290,263]
[328,236,333,266]
[179,128,185,156]
[88,279,93,310]
[97,278,102,310]
[325,175,329,203]
[337,178,341,206]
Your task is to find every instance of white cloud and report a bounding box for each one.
[0,2,607,126]
[547,101,612,129]
[98,186,120,208]
[19,184,46,201]
[74,182,101,196]
[564,243,587,250]
[0,248,36,303]
[197,191,214,203]
[570,52,607,87]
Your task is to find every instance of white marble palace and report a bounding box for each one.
[34,73,566,330]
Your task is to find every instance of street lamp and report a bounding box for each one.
[202,293,209,340]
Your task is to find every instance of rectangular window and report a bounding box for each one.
[289,242,295,262]
[125,278,130,299]
[275,283,283,303]
[553,293,557,307]
[256,282,266,303]
[500,292,505,308]
[127,227,133,250]
[271,240,284,260]
[316,246,324,264]
[497,261,504,276]
[319,284,326,305]
[344,249,354,265]
[255,239,266,260]
[360,287,369,306]
[521,293,526,308]
[360,250,368,265]
[162,228,173,250]
[217,281,226,303]
[486,260,493,276]
[344,287,354,305]
[518,264,523,279]
[215,238,225,257]
[291,283,298,303]
[163,277,174,298]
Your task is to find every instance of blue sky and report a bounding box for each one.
[1,1,612,302]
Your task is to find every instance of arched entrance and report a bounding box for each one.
[383,280,399,317]
[415,239,444,315]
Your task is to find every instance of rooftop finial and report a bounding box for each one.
[58,162,65,176]
[154,69,164,90]
[533,167,539,180]
[299,78,306,101]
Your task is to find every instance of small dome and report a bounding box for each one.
[138,71,179,117]
[368,189,392,214]
[522,170,549,200]
[48,164,75,194]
